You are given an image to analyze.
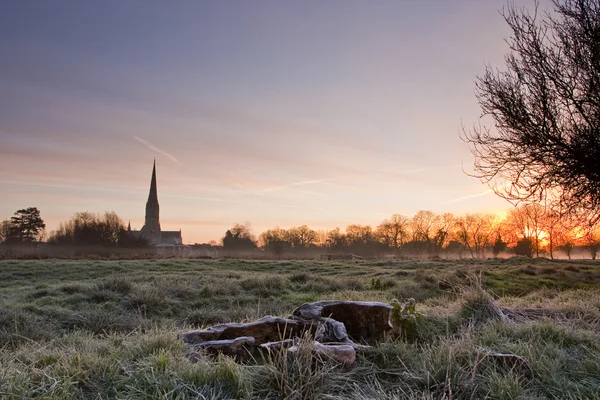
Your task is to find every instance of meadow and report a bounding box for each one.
[1,257,600,399]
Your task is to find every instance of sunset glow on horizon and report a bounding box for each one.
[0,0,553,244]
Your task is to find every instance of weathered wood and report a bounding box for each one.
[179,316,301,345]
[288,341,356,366]
[193,336,255,359]
[293,301,393,341]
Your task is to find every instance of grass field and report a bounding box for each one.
[1,257,600,399]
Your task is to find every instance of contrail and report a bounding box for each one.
[133,135,180,164]
[444,189,494,203]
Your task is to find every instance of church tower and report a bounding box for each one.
[140,160,161,243]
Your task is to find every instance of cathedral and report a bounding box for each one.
[129,161,183,246]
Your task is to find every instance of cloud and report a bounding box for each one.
[162,193,300,209]
[0,179,134,194]
[262,179,326,193]
[444,189,494,204]
[133,136,180,164]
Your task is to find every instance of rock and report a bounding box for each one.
[194,336,255,359]
[288,341,356,366]
[293,301,393,341]
[179,316,301,345]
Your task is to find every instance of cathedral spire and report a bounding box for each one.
[148,159,158,205]
[141,159,161,243]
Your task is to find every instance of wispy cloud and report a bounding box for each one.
[133,136,180,164]
[162,194,299,209]
[0,179,135,194]
[444,189,494,204]
[393,164,461,176]
[262,179,326,193]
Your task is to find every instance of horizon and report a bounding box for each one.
[0,0,553,244]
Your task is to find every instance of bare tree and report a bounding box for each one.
[463,0,600,223]
[454,214,494,258]
[583,222,600,259]
[410,210,438,243]
[504,204,545,256]
[288,225,317,248]
[376,214,410,253]
[325,227,346,249]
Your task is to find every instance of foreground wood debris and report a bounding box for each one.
[179,300,393,365]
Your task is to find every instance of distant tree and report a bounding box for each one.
[463,0,600,223]
[48,211,142,247]
[259,227,291,255]
[410,210,438,243]
[345,224,385,256]
[376,214,410,253]
[492,234,507,257]
[407,210,439,255]
[325,227,346,249]
[6,207,45,243]
[555,217,580,259]
[345,225,375,246]
[221,223,257,251]
[541,210,561,259]
[504,204,545,257]
[583,223,600,260]
[287,225,317,248]
[433,213,456,251]
[514,238,534,258]
[454,214,494,258]
[0,220,10,242]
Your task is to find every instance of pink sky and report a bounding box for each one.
[0,1,552,243]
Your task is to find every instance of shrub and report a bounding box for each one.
[125,286,168,315]
[62,308,144,334]
[96,276,132,294]
[0,308,54,348]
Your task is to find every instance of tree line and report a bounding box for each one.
[3,204,600,259]
[0,208,146,248]
[218,206,600,259]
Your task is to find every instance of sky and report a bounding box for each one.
[0,0,554,244]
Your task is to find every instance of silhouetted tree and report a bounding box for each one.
[221,223,257,251]
[259,227,291,255]
[325,227,346,249]
[583,223,600,259]
[504,204,545,257]
[454,214,494,258]
[48,211,143,247]
[433,213,456,251]
[555,216,579,259]
[492,234,507,257]
[6,207,45,243]
[376,214,410,253]
[463,0,600,223]
[407,210,439,255]
[514,238,534,257]
[410,210,438,243]
[287,225,317,248]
